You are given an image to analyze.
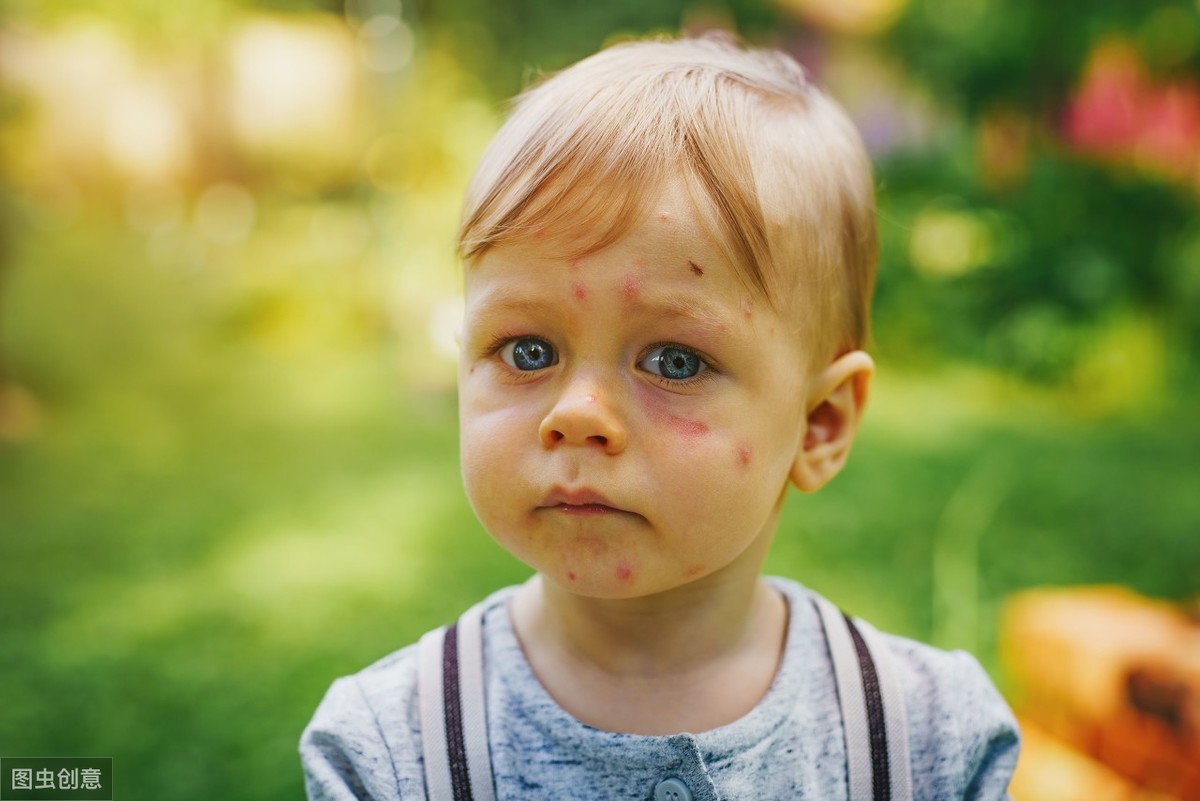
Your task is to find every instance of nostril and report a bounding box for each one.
[592,435,607,446]
[549,430,564,443]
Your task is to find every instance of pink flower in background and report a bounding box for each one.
[1062,40,1200,185]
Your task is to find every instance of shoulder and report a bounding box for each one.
[298,587,520,801]
[769,578,1019,799]
[876,631,1021,800]
[299,643,425,801]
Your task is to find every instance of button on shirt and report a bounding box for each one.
[300,577,1020,800]
[654,777,693,801]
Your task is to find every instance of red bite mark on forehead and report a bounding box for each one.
[622,274,642,300]
[573,282,588,301]
[615,560,633,581]
[570,257,584,270]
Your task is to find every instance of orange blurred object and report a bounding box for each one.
[1001,586,1200,800]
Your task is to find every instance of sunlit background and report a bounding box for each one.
[1,0,1197,799]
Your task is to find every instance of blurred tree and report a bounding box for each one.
[872,0,1200,382]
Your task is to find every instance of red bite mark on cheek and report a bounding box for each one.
[615,560,633,582]
[639,387,710,439]
[736,444,752,467]
[573,282,588,301]
[671,415,709,438]
[567,570,577,582]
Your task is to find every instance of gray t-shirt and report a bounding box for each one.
[300,577,1019,800]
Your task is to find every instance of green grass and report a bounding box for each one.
[2,219,1196,800]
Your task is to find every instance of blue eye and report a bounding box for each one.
[640,345,707,380]
[500,337,557,371]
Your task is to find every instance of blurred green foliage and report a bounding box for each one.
[1,0,1198,799]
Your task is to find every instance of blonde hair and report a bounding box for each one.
[457,34,877,360]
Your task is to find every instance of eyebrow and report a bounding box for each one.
[466,289,562,318]
[468,285,735,337]
[624,290,734,335]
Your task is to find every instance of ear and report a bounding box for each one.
[790,350,874,493]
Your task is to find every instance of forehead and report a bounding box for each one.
[466,181,736,292]
[465,190,758,330]
[466,176,756,297]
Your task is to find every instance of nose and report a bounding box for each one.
[539,379,627,454]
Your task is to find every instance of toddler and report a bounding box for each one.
[301,34,1020,801]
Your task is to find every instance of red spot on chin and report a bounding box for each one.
[573,282,587,301]
[737,444,751,467]
[616,561,633,581]
[621,274,642,299]
[689,261,704,277]
[567,571,577,582]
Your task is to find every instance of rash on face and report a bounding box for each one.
[670,415,709,438]
[638,384,710,439]
[573,282,588,301]
[736,444,752,467]
[615,560,633,581]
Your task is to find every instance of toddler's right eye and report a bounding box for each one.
[499,337,557,371]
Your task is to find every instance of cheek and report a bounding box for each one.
[460,406,532,496]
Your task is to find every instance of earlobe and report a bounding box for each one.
[790,350,874,493]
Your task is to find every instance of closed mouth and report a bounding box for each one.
[538,486,628,516]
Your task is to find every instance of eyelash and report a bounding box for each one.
[483,334,718,386]
[639,341,718,387]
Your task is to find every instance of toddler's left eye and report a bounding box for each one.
[639,345,708,381]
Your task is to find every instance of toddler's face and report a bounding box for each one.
[458,181,813,599]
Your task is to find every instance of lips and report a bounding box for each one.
[539,486,626,515]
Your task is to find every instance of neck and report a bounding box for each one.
[509,559,788,734]
[522,570,778,676]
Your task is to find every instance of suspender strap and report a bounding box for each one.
[418,604,496,801]
[812,596,912,801]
